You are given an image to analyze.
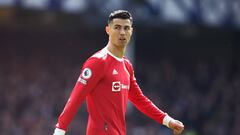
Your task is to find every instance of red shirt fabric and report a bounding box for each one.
[56,48,167,135]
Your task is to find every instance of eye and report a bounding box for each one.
[114,25,121,30]
[124,26,130,31]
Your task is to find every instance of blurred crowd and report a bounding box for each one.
[133,57,240,135]
[0,43,239,135]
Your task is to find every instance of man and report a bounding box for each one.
[53,10,184,135]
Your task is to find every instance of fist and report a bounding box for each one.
[169,119,184,135]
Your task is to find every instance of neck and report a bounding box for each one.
[106,42,126,58]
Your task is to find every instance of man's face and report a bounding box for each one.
[106,18,133,48]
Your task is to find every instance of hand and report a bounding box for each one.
[169,119,184,135]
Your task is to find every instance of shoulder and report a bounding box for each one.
[91,48,108,60]
[123,57,134,71]
[123,57,133,67]
[83,49,107,67]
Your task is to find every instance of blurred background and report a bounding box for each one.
[0,0,240,135]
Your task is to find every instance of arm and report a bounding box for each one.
[126,62,184,134]
[128,72,169,125]
[53,58,105,135]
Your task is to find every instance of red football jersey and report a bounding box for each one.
[55,48,167,135]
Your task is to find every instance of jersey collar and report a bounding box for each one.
[104,47,123,62]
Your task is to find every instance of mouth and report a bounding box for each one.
[119,37,126,42]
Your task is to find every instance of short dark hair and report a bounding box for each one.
[108,10,133,24]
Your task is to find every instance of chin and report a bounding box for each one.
[117,43,127,48]
[113,42,124,47]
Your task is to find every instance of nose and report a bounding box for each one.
[120,28,125,35]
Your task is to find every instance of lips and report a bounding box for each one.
[119,37,126,41]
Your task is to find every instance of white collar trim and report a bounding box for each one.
[104,47,123,62]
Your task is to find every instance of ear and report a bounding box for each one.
[130,27,133,36]
[105,26,110,35]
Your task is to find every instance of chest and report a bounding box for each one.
[88,59,130,105]
[103,61,130,92]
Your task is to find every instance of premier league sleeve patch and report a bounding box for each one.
[82,68,92,79]
[78,68,92,85]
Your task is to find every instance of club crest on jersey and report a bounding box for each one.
[82,68,92,79]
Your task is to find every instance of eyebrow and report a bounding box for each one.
[113,24,131,27]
